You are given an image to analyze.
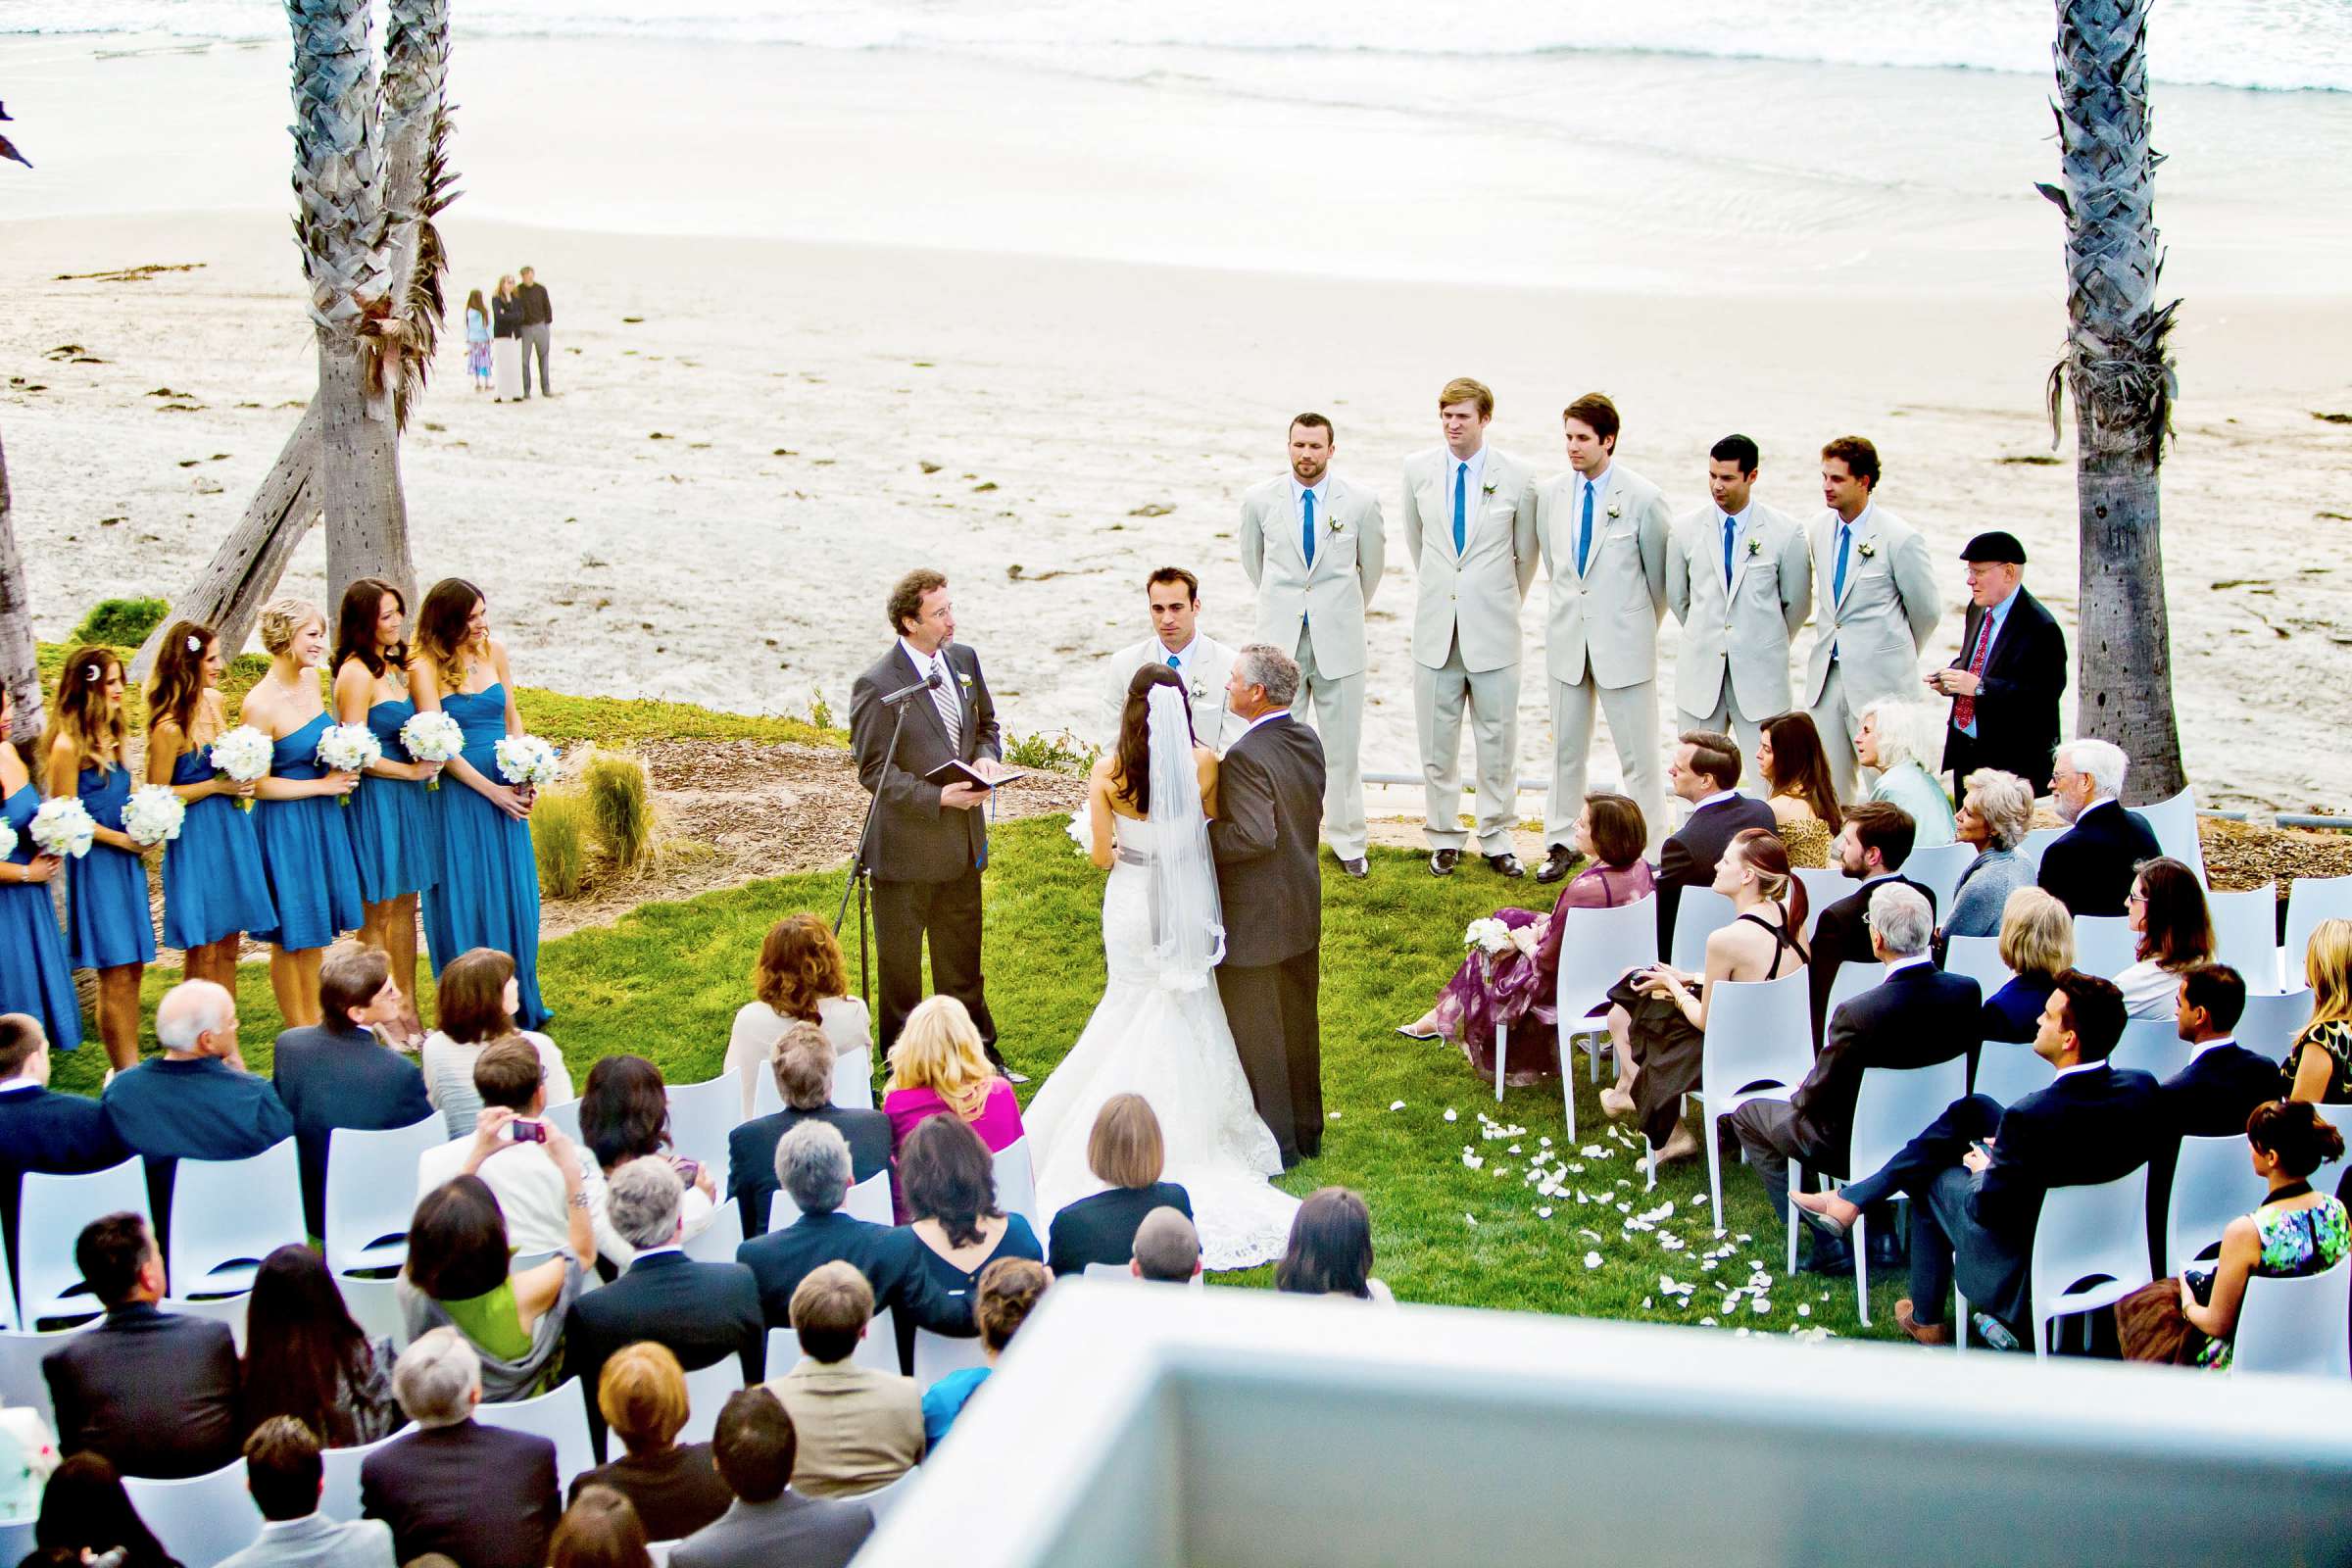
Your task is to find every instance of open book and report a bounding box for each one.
[922,759,1029,789]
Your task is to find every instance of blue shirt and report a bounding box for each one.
[921,1365,991,1447]
[1956,584,2019,738]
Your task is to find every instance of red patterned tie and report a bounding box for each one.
[1953,612,1994,729]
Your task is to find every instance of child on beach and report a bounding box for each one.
[465,288,492,392]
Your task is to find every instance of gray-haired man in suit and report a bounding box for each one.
[1803,435,1940,800]
[1666,434,1812,763]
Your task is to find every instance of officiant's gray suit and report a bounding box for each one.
[1666,499,1811,759]
[1803,502,1940,798]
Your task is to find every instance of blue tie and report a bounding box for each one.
[1722,515,1736,590]
[1451,464,1467,555]
[1833,521,1852,602]
[1301,489,1317,567]
[1576,481,1595,575]
[1166,652,1179,667]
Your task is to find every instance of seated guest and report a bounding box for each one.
[2159,964,2280,1138]
[549,1487,652,1568]
[416,1036,610,1259]
[727,1022,893,1240]
[2119,1101,2347,1368]
[1274,1187,1392,1301]
[1806,802,1937,1039]
[568,1344,735,1543]
[360,1329,561,1568]
[577,1054,720,1265]
[1601,828,1808,1171]
[1731,883,1979,1227]
[670,1388,871,1568]
[1397,792,1654,1085]
[243,1243,401,1446]
[41,1212,241,1477]
[881,995,1024,1221]
[921,1255,1051,1447]
[1983,887,2074,1046]
[400,1162,587,1401]
[1753,711,1840,869]
[1855,699,1956,846]
[1045,1095,1194,1277]
[763,1262,922,1498]
[0,1011,127,1273]
[2114,856,2216,1017]
[1130,1205,1201,1284]
[724,913,874,1121]
[736,1121,974,1348]
[220,1417,397,1568]
[270,941,434,1241]
[2281,916,2352,1104]
[419,948,570,1138]
[1939,768,2035,942]
[902,1112,1043,1297]
[562,1159,763,1451]
[1652,730,1777,954]
[100,978,293,1216]
[30,1452,178,1568]
[2035,738,2161,917]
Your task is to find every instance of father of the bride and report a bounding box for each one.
[1209,646,1326,1166]
[850,568,1016,1077]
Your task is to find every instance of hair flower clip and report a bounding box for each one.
[83,663,100,682]
[186,634,203,653]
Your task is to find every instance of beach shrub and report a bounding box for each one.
[808,688,834,731]
[1004,728,1102,775]
[533,786,592,898]
[581,750,654,871]
[71,597,170,649]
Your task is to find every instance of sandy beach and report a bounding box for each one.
[3,32,2349,815]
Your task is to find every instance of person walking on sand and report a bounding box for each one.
[464,289,492,394]
[490,276,524,403]
[516,266,555,399]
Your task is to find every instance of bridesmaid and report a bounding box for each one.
[40,648,153,1070]
[144,620,273,990]
[413,578,548,1030]
[332,577,444,1043]
[239,599,363,1025]
[0,682,79,1054]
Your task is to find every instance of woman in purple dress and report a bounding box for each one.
[1399,792,1653,1086]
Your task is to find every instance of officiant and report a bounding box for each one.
[1099,566,1246,752]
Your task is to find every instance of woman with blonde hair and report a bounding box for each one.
[567,1343,731,1541]
[41,647,154,1066]
[1940,767,2034,941]
[724,911,873,1119]
[1983,886,2075,1044]
[1043,1094,1192,1276]
[882,993,1023,1219]
[1854,699,1955,846]
[2283,916,2352,1103]
[145,621,274,993]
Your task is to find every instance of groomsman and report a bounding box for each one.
[1401,377,1540,877]
[1803,436,1940,800]
[1534,393,1670,877]
[1926,531,2068,796]
[1239,414,1386,877]
[1666,434,1812,761]
[1100,566,1245,752]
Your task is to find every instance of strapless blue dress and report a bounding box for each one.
[421,685,548,1028]
[350,698,441,904]
[251,711,365,951]
[161,746,275,949]
[66,764,155,970]
[0,781,82,1049]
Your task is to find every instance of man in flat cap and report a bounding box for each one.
[1926,531,2068,796]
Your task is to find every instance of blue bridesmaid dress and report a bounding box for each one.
[350,698,441,905]
[251,711,366,951]
[161,747,275,949]
[421,684,547,1028]
[0,781,82,1050]
[66,764,156,970]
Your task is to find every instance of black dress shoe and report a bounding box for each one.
[1485,852,1525,878]
[1429,849,1460,876]
[1534,846,1585,885]
[1339,857,1369,879]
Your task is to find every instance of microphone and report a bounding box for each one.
[879,667,944,707]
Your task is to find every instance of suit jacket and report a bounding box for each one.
[670,1493,874,1568]
[1045,1181,1195,1277]
[568,1443,734,1544]
[848,640,1000,884]
[737,1210,974,1340]
[1100,632,1243,751]
[360,1419,560,1568]
[2156,1040,2281,1140]
[765,1360,923,1497]
[1965,1062,2162,1314]
[270,1020,434,1240]
[1667,501,1811,720]
[1535,463,1671,690]
[0,1083,127,1271]
[43,1303,242,1478]
[1653,793,1778,953]
[1802,503,1940,709]
[1399,446,1540,673]
[1984,973,2056,1045]
[562,1250,765,1453]
[728,1105,893,1240]
[1807,873,1940,1038]
[1937,586,2067,795]
[1207,714,1325,968]
[218,1514,396,1568]
[99,1054,296,1220]
[2034,799,2161,918]
[1238,472,1386,680]
[1792,962,1982,1172]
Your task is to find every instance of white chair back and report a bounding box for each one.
[1903,842,1978,914]
[1553,896,1658,1022]
[2072,914,2138,980]
[1690,968,1813,1229]
[2028,1167,2154,1356]
[1820,961,1886,1050]
[1789,868,1847,943]
[319,1425,412,1522]
[0,1322,91,1431]
[1848,1058,1971,1181]
[682,1200,744,1264]
[665,1074,738,1176]
[647,1543,676,1568]
[1971,1044,2055,1106]
[324,1114,445,1278]
[2137,786,2205,884]
[169,1138,305,1298]
[335,1273,410,1351]
[2230,1252,2352,1378]
[2166,1135,2270,1276]
[162,1291,250,1353]
[1669,887,1738,973]
[2283,873,2352,987]
[19,1156,149,1325]
[858,1466,919,1521]
[2109,1018,2191,1081]
[993,1139,1043,1237]
[473,1376,597,1493]
[2206,884,2282,993]
[123,1460,264,1568]
[1942,935,2013,1000]
[2016,825,2067,874]
[912,1325,992,1391]
[1080,1262,1133,1283]
[0,1234,13,1332]
[2236,989,2314,1064]
[765,1307,899,1379]
[679,1356,747,1446]
[769,1168,893,1233]
[751,1048,877,1118]
[541,1098,583,1146]
[2310,1102,2352,1147]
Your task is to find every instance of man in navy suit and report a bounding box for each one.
[1929,532,2068,796]
[270,944,433,1241]
[726,1023,891,1242]
[2157,963,2280,1139]
[100,980,293,1221]
[1652,730,1777,954]
[0,1013,127,1280]
[2035,738,2161,917]
[1807,802,1941,1038]
[362,1329,560,1568]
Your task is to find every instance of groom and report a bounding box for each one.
[1209,644,1326,1166]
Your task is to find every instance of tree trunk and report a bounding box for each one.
[0,425,45,756]
[315,341,411,599]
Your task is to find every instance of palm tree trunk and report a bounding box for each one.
[0,426,45,756]
[2044,0,2185,804]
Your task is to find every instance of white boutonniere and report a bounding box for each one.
[1326,513,1345,533]
[1856,541,1877,560]
[1189,678,1207,701]
[1746,536,1762,559]
[956,671,974,695]
[1481,481,1497,496]
[1606,500,1623,520]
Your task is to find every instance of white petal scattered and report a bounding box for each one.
[1461,1151,1484,1170]
[1537,1207,1552,1219]
[1579,1228,1603,1242]
[1698,1317,1717,1327]
[1796,1303,1812,1318]
[1691,1193,1710,1206]
[1735,1327,1752,1339]
[1389,1101,1406,1111]
[1579,1145,1605,1158]
[1539,1137,1553,1148]
[1642,1296,1653,1309]
[1507,1144,1522,1153]
[1583,1251,1603,1270]
[1464,1213,1478,1226]
[1752,1298,1771,1315]
[1702,1258,1719,1270]
[1328,1111,1342,1119]
[1444,1108,1459,1122]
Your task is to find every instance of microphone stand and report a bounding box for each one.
[835,670,941,1010]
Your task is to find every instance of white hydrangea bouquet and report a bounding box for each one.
[29,798,95,858]
[0,816,16,862]
[209,724,273,811]
[1463,915,1541,960]
[316,723,383,806]
[1065,809,1094,857]
[494,734,562,790]
[121,786,187,847]
[399,710,465,790]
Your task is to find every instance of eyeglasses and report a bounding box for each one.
[2126,892,2148,906]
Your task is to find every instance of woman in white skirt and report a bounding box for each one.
[491,273,524,402]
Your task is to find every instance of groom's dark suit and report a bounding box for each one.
[1210,711,1326,1166]
[850,639,1002,1058]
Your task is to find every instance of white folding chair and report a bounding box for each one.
[1819,961,1886,1053]
[2236,989,2314,1063]
[0,1235,14,1333]
[335,1273,410,1351]
[832,1048,876,1112]
[679,1357,746,1446]
[324,1114,445,1278]
[2017,825,2066,875]
[993,1139,1043,1236]
[0,1322,92,1431]
[2136,786,2205,884]
[162,1291,250,1353]
[1786,1056,1969,1327]
[2073,914,2138,980]
[1904,843,1978,915]
[2230,1253,2352,1378]
[665,1074,738,1176]
[123,1460,264,1568]
[1676,968,1813,1229]
[1669,887,1739,974]
[769,1169,893,1233]
[911,1325,991,1390]
[648,1543,677,1568]
[1789,868,1848,943]
[19,1156,150,1325]
[2165,1135,2270,1276]
[2310,1102,2352,1147]
[1541,897,1656,1138]
[765,1309,897,1379]
[1962,1167,2151,1358]
[1941,935,2013,1000]
[319,1425,412,1522]
[682,1200,743,1264]
[2283,874,2352,988]
[2207,884,2282,993]
[474,1376,597,1493]
[856,1466,919,1522]
[1081,1262,1133,1283]
[1971,1045,2055,1106]
[2109,1018,2192,1081]
[169,1138,305,1298]
[542,1098,584,1146]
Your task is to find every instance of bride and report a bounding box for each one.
[1023,663,1299,1271]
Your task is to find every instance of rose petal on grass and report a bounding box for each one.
[1751,1298,1771,1315]
[1583,1251,1603,1270]
[1389,1101,1406,1111]
[1537,1207,1552,1219]
[1796,1303,1811,1318]
[1444,1108,1458,1122]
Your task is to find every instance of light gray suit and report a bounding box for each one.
[1536,462,1672,855]
[1239,472,1386,858]
[1101,632,1243,752]
[1666,499,1812,758]
[670,1492,874,1568]
[1400,444,1540,854]
[218,1515,396,1568]
[1803,501,1941,799]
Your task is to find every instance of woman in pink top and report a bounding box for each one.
[882,994,1024,1221]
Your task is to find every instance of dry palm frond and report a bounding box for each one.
[381,0,458,428]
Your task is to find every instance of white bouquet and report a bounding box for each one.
[1065,809,1094,857]
[209,724,273,811]
[29,798,95,859]
[494,733,562,790]
[121,786,187,847]
[1463,916,1540,961]
[399,710,465,791]
[316,723,383,806]
[0,817,16,862]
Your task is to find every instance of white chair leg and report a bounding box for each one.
[1785,1168,1801,1277]
[1706,1110,1725,1234]
[1643,1137,1656,1193]
[1494,1021,1507,1102]
[1955,1288,1969,1354]
[1853,1212,1871,1329]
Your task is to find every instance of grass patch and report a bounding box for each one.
[531,786,593,898]
[579,751,654,870]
